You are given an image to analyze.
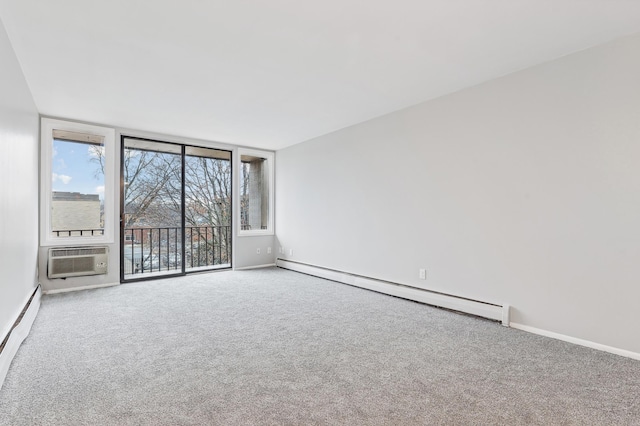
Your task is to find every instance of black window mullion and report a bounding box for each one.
[181,145,186,275]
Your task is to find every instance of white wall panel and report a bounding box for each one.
[276,33,640,354]
[0,18,39,344]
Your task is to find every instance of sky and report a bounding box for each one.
[52,139,105,199]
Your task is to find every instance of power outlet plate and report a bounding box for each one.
[267,247,272,254]
[257,248,261,255]
[419,269,426,280]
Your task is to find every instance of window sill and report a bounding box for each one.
[238,230,274,237]
[40,236,114,247]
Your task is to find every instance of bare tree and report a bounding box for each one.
[95,145,233,271]
[122,150,182,228]
[182,155,232,265]
[126,148,231,269]
[240,161,250,229]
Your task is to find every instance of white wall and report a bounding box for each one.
[235,235,275,269]
[276,33,640,355]
[0,18,39,342]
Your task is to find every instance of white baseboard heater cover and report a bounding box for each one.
[0,286,41,391]
[276,259,510,326]
[48,246,109,278]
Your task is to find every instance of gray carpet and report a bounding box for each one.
[1,268,639,425]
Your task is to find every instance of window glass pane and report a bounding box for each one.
[240,154,269,231]
[122,142,182,229]
[122,141,183,277]
[184,148,232,269]
[50,138,105,237]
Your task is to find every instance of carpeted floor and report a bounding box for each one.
[1,267,639,425]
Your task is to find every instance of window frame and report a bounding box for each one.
[237,148,274,237]
[40,118,116,246]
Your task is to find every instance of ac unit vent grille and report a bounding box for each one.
[50,247,108,257]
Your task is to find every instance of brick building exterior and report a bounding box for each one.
[51,191,101,233]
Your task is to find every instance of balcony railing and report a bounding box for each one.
[52,229,105,237]
[123,225,231,276]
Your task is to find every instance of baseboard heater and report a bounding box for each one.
[0,286,41,391]
[276,259,510,326]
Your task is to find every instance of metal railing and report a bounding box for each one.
[52,229,105,237]
[123,225,231,276]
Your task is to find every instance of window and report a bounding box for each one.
[41,118,115,246]
[238,148,274,236]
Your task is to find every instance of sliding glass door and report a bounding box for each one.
[183,146,232,271]
[121,137,231,282]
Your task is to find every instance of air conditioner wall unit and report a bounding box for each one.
[48,246,109,278]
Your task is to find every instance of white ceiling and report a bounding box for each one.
[2,1,640,150]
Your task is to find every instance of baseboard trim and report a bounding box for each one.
[0,286,41,391]
[234,263,277,271]
[43,282,119,294]
[510,322,640,361]
[276,259,509,325]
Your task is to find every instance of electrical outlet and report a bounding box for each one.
[257,248,261,255]
[419,269,426,280]
[289,249,293,256]
[267,247,272,254]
